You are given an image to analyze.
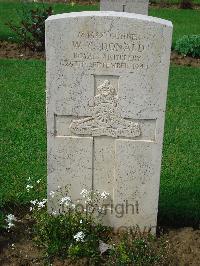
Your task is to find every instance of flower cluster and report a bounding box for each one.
[26,184,33,192]
[60,196,71,205]
[80,189,110,201]
[48,186,76,211]
[30,186,110,222]
[100,191,110,199]
[26,177,42,192]
[49,191,55,198]
[5,214,17,230]
[80,189,89,198]
[51,210,57,216]
[30,199,47,211]
[73,231,85,242]
[79,189,110,217]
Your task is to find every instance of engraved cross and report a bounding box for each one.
[69,79,141,139]
[54,76,156,194]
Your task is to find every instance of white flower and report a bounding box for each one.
[71,203,76,209]
[101,191,110,199]
[49,191,55,198]
[37,199,47,209]
[73,231,85,242]
[5,214,17,229]
[30,200,38,205]
[30,207,33,211]
[36,179,41,184]
[51,211,57,216]
[85,196,92,203]
[60,196,71,206]
[80,220,82,224]
[80,189,88,198]
[6,214,17,222]
[98,206,105,213]
[26,184,33,192]
[7,222,14,229]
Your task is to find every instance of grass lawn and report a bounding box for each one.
[159,65,200,227]
[0,58,200,227]
[0,59,46,208]
[149,8,200,46]
[0,2,199,46]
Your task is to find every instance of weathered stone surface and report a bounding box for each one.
[46,12,172,232]
[100,0,149,15]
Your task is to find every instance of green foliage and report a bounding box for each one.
[0,2,98,43]
[0,211,5,230]
[0,2,200,47]
[30,187,169,264]
[108,233,169,265]
[68,239,100,262]
[32,204,169,265]
[175,35,200,57]
[6,5,53,51]
[33,209,111,263]
[112,241,132,264]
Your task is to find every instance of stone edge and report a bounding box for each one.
[45,11,173,28]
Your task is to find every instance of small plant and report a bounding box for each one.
[2,184,171,265]
[28,186,171,264]
[33,209,111,263]
[175,35,200,58]
[108,232,170,265]
[31,187,112,263]
[6,5,53,51]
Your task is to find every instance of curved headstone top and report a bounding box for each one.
[46,11,172,233]
[46,11,172,27]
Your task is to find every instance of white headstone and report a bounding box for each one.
[46,12,172,232]
[100,0,149,15]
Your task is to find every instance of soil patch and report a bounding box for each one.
[0,41,44,61]
[0,41,200,67]
[168,227,200,266]
[171,51,200,67]
[0,222,200,265]
[149,2,200,10]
